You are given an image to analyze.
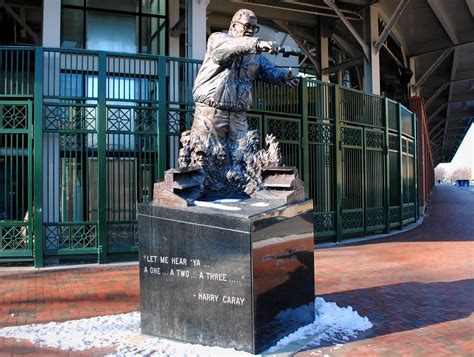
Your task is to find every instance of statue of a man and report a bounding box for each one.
[190,8,299,150]
[178,8,299,195]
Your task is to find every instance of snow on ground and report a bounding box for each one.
[0,298,372,356]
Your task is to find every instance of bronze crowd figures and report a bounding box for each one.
[180,9,299,195]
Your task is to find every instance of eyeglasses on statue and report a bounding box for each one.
[233,21,260,33]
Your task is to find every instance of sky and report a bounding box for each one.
[436,124,474,176]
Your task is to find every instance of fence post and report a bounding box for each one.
[97,51,107,263]
[413,113,419,221]
[299,78,310,198]
[33,47,44,268]
[398,103,404,229]
[157,56,167,180]
[383,98,390,234]
[334,85,342,242]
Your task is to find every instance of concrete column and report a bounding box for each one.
[363,5,380,94]
[409,57,419,96]
[168,0,181,166]
[320,36,330,82]
[42,0,61,47]
[188,0,210,60]
[42,0,61,249]
[169,0,180,57]
[337,52,344,86]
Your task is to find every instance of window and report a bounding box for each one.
[61,0,167,55]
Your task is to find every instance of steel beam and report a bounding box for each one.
[321,36,330,81]
[425,83,450,108]
[429,118,446,136]
[323,0,370,60]
[230,0,360,20]
[378,7,409,54]
[427,0,459,45]
[409,41,474,58]
[446,48,460,122]
[431,130,444,144]
[412,48,453,90]
[281,0,362,19]
[428,103,448,122]
[374,0,411,54]
[381,43,404,67]
[442,119,449,154]
[363,5,380,94]
[332,33,358,58]
[273,20,321,76]
[445,125,471,131]
[467,0,474,17]
[420,77,474,88]
[0,0,41,44]
[323,57,363,74]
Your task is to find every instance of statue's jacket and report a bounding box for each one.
[192,32,288,112]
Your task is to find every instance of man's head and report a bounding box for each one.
[194,146,207,167]
[213,145,227,166]
[178,148,190,168]
[229,9,259,37]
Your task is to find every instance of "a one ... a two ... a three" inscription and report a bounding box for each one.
[142,254,246,306]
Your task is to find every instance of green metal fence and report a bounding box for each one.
[0,46,418,266]
[248,80,418,241]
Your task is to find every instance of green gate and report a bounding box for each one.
[0,101,33,261]
[38,49,166,262]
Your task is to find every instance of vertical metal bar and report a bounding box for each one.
[398,103,403,229]
[300,78,310,199]
[97,52,107,263]
[157,56,167,179]
[27,50,31,95]
[33,48,44,267]
[0,50,3,94]
[383,98,390,233]
[334,85,342,242]
[9,50,13,94]
[21,50,25,95]
[413,113,419,221]
[15,50,19,95]
[362,127,367,234]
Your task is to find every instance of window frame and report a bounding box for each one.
[61,0,168,55]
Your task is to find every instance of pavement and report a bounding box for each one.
[0,184,473,356]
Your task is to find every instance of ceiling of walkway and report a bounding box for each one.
[1,0,472,165]
[206,0,474,166]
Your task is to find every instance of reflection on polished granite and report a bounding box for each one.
[138,196,315,354]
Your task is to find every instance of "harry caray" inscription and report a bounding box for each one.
[196,293,245,305]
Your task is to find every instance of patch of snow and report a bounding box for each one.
[251,202,269,207]
[193,201,241,211]
[0,298,372,356]
[0,312,140,351]
[267,298,372,352]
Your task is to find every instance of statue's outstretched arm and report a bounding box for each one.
[257,55,288,86]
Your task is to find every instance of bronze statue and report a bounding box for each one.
[155,9,304,205]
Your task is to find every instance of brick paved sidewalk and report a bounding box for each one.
[0,184,473,356]
[301,184,474,356]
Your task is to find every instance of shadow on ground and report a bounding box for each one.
[310,278,474,348]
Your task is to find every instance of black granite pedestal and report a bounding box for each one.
[138,197,315,354]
